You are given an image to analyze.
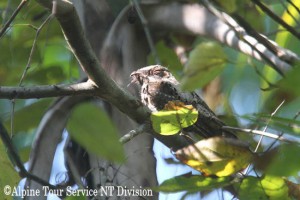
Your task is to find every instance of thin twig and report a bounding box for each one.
[278,0,300,27]
[131,0,161,64]
[254,100,285,152]
[19,14,54,86]
[251,0,300,40]
[222,126,298,144]
[287,0,300,15]
[0,0,28,38]
[201,0,285,75]
[119,124,146,144]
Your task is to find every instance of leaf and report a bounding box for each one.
[275,0,300,48]
[264,144,300,177]
[0,140,19,200]
[147,40,183,77]
[154,175,232,193]
[277,66,300,96]
[150,101,198,135]
[215,0,237,13]
[67,103,124,162]
[12,131,35,162]
[181,42,227,91]
[175,137,253,177]
[4,99,52,134]
[238,176,289,200]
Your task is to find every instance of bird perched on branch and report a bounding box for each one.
[130,65,236,140]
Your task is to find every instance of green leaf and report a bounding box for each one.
[238,176,289,200]
[278,66,300,96]
[4,99,52,134]
[12,131,35,162]
[150,103,198,135]
[67,103,124,162]
[215,0,237,13]
[181,42,227,91]
[0,140,19,200]
[154,175,232,193]
[147,40,183,78]
[265,144,300,176]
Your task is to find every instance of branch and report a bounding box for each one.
[0,0,28,38]
[34,0,149,124]
[143,3,297,74]
[222,126,300,144]
[251,0,300,40]
[0,81,96,99]
[119,124,146,144]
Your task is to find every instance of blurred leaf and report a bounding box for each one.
[181,42,227,91]
[4,99,52,134]
[265,144,300,176]
[0,140,19,199]
[26,66,66,84]
[148,40,183,77]
[275,0,300,48]
[277,66,300,96]
[238,176,289,200]
[67,103,124,162]
[215,0,237,13]
[154,175,232,193]
[175,137,253,177]
[12,131,35,162]
[151,102,198,135]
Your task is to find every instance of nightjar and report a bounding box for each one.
[130,65,236,139]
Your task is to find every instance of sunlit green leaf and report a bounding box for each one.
[154,175,232,193]
[151,102,198,135]
[67,103,124,162]
[238,176,289,200]
[181,42,227,91]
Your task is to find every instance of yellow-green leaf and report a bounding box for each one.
[150,102,198,135]
[238,176,289,200]
[181,42,227,91]
[175,137,253,177]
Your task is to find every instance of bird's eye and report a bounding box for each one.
[153,69,169,77]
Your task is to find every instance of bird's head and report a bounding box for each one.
[130,65,178,86]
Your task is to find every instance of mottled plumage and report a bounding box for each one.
[130,65,236,139]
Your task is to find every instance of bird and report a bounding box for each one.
[130,65,236,140]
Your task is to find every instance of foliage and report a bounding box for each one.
[67,103,124,162]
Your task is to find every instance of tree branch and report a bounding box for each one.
[35,0,149,124]
[143,3,298,73]
[0,81,96,99]
[0,0,28,38]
